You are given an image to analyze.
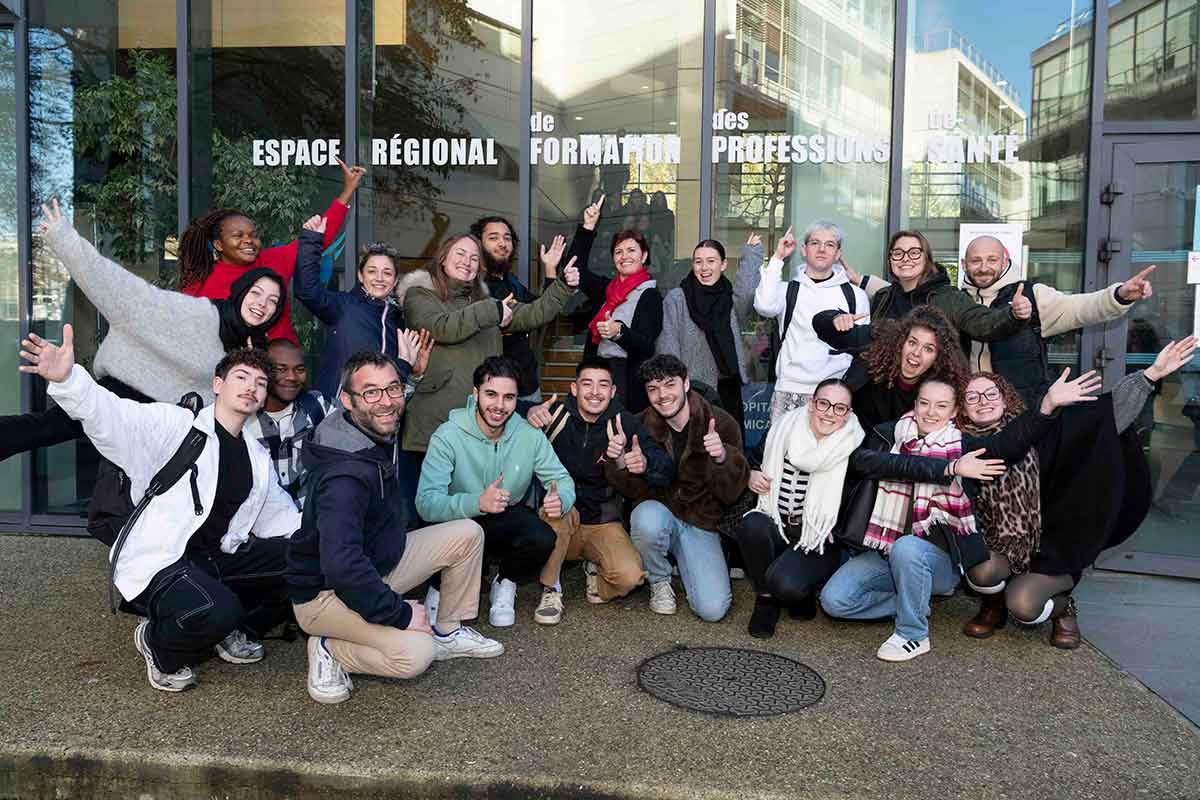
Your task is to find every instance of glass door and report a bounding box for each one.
[1095,138,1200,579]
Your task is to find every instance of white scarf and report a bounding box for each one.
[753,406,864,554]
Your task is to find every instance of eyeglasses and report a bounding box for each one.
[347,383,404,403]
[806,239,840,250]
[813,398,851,416]
[963,387,1001,405]
[889,247,925,262]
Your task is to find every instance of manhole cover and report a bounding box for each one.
[637,647,825,717]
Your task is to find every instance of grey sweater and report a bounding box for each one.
[656,242,763,386]
[43,220,226,403]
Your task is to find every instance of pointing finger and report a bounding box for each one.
[1135,264,1156,281]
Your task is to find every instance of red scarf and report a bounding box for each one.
[589,269,651,344]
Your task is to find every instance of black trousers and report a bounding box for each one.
[735,511,841,605]
[0,377,151,462]
[128,536,291,673]
[476,504,556,586]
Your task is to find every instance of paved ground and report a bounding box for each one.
[1,534,1198,800]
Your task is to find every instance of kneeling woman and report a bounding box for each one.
[818,369,1100,662]
[959,336,1195,648]
[736,377,1006,639]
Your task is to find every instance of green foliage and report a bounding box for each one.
[73,51,312,266]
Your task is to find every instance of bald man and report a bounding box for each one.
[959,235,1153,406]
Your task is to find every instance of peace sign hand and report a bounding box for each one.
[605,415,628,462]
[19,324,76,384]
[1118,265,1155,302]
[702,418,726,463]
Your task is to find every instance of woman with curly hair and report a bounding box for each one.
[812,229,1029,355]
[958,336,1195,649]
[846,305,968,429]
[177,158,366,344]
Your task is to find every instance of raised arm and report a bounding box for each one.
[734,236,765,319]
[508,278,575,333]
[292,221,346,325]
[1034,282,1133,339]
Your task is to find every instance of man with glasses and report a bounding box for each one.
[288,351,503,705]
[754,220,869,421]
[959,234,1152,408]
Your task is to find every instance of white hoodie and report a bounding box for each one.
[754,257,869,395]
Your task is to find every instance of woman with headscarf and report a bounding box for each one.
[656,235,763,430]
[958,336,1194,649]
[0,200,287,462]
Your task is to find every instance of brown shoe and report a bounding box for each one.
[963,591,1008,639]
[1049,596,1081,650]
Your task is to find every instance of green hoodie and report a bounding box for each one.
[416,396,575,522]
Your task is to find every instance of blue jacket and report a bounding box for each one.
[285,409,414,629]
[294,229,406,398]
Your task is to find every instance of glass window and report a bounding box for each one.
[530,0,703,286]
[187,1,345,360]
[28,0,177,515]
[901,1,1093,371]
[711,0,895,383]
[1107,0,1199,120]
[0,26,17,512]
[357,1,522,276]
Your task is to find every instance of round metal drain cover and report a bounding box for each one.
[637,646,825,717]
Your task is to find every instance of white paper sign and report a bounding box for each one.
[1188,251,1200,284]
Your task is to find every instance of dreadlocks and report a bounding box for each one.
[178,208,249,291]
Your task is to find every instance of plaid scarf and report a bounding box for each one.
[962,412,1041,573]
[245,392,331,509]
[863,412,976,553]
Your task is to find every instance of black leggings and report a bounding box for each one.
[735,511,841,605]
[0,376,152,463]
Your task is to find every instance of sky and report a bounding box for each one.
[912,0,1091,114]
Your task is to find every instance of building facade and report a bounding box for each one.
[0,0,1196,579]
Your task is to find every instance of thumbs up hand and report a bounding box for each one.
[541,480,563,519]
[1010,282,1032,320]
[598,310,621,339]
[527,393,558,429]
[605,415,629,461]
[625,434,647,475]
[702,417,726,463]
[479,475,510,514]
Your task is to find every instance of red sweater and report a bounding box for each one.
[181,199,349,343]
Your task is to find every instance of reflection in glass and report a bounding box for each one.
[28,1,177,515]
[901,1,1092,373]
[712,0,895,382]
[359,1,522,272]
[0,28,18,511]
[1106,0,1199,120]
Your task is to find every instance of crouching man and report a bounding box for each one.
[19,328,299,693]
[287,352,502,705]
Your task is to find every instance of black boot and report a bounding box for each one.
[748,595,781,639]
[788,593,817,621]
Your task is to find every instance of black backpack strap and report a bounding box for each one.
[782,280,802,333]
[108,427,208,614]
[840,281,856,315]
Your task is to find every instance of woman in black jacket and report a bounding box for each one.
[578,229,664,413]
[736,377,1007,639]
[958,336,1194,649]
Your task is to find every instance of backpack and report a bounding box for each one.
[767,280,857,382]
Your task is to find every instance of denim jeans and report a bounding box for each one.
[129,536,291,673]
[819,535,958,641]
[629,500,731,622]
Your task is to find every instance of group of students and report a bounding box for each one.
[11,164,1196,703]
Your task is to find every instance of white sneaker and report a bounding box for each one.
[649,581,677,615]
[489,577,517,627]
[306,635,351,704]
[729,567,746,580]
[534,588,564,625]
[583,561,605,605]
[134,620,196,692]
[215,629,265,664]
[876,633,931,662]
[432,625,505,660]
[424,585,440,628]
